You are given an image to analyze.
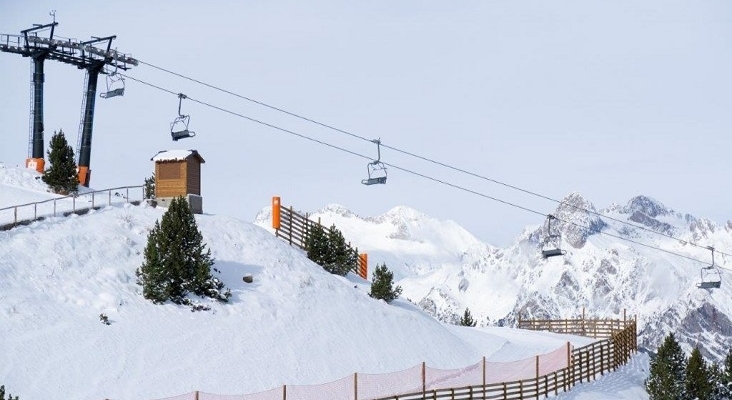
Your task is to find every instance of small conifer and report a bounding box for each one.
[306,223,329,267]
[0,385,19,400]
[369,263,402,303]
[143,173,156,199]
[460,307,477,327]
[685,346,712,399]
[136,197,230,305]
[645,333,686,399]
[306,223,357,276]
[41,129,78,194]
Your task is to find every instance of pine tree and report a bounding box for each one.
[709,362,729,400]
[721,348,732,399]
[685,346,712,399]
[0,385,19,400]
[325,225,355,276]
[41,129,78,194]
[369,263,402,303]
[645,333,686,399]
[460,307,477,327]
[143,173,156,199]
[305,223,357,276]
[306,223,329,267]
[136,197,230,305]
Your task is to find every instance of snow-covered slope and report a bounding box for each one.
[0,165,616,400]
[258,193,731,362]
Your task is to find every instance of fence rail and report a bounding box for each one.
[369,313,637,400]
[114,311,637,400]
[0,185,144,231]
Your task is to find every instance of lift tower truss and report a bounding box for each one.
[0,21,137,186]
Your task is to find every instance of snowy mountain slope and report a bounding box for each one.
[0,165,609,400]
[263,194,731,361]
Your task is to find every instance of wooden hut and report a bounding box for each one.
[150,150,205,213]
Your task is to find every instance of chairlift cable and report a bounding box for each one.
[133,60,726,258]
[118,72,732,270]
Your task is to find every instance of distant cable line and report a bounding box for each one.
[119,72,730,269]
[134,59,725,257]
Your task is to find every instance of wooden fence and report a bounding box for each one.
[517,308,636,340]
[271,196,368,279]
[371,311,637,400]
[0,185,144,231]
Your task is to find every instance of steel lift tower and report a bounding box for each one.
[0,20,137,186]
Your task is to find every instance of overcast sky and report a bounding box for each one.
[1,1,731,246]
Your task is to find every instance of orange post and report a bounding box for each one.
[358,253,368,279]
[272,196,281,230]
[77,166,90,187]
[25,158,45,173]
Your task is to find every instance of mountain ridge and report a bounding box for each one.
[286,193,730,361]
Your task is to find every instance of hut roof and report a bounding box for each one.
[150,150,205,163]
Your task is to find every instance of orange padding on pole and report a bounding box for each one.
[358,253,368,279]
[272,196,281,230]
[77,166,90,187]
[25,158,45,173]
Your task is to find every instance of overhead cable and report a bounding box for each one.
[134,59,722,257]
[119,72,729,269]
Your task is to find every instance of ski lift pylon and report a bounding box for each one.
[171,93,196,141]
[541,214,566,258]
[361,138,387,185]
[697,246,722,289]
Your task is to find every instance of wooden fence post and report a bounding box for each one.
[354,373,358,400]
[579,352,583,383]
[482,356,486,400]
[581,307,586,336]
[600,344,604,376]
[194,391,199,400]
[287,206,293,245]
[422,361,426,400]
[283,385,287,400]
[535,355,540,400]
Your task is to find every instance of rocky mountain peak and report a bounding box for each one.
[551,192,606,249]
[625,195,669,218]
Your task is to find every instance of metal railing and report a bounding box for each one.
[0,185,144,231]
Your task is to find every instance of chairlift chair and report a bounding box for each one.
[99,72,125,99]
[170,93,196,141]
[362,162,387,185]
[541,214,566,258]
[361,138,387,185]
[697,246,722,289]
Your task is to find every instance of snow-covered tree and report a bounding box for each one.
[709,362,729,400]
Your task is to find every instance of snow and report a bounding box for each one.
[150,149,203,162]
[0,165,649,400]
